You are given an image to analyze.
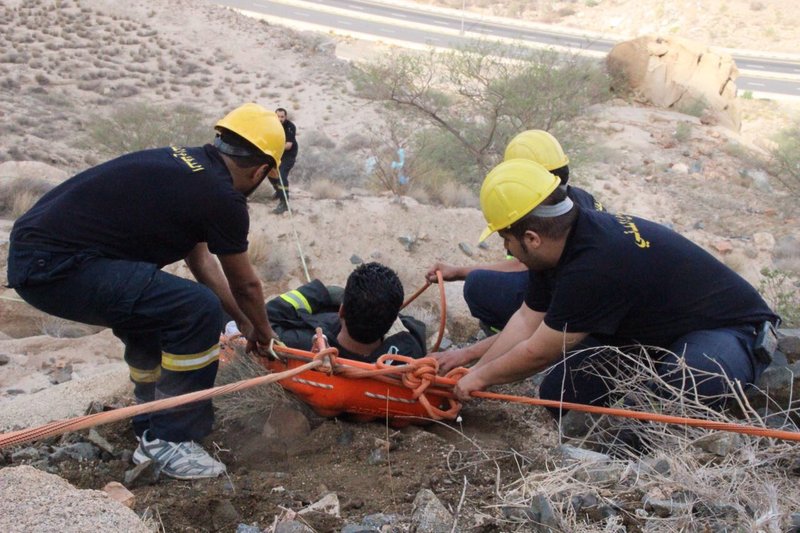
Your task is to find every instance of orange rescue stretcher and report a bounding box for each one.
[219,332,464,428]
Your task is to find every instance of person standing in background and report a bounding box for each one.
[272,107,298,214]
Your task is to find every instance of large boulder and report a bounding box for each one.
[607,35,741,131]
[0,465,150,533]
[0,160,68,185]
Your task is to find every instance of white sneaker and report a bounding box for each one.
[132,430,226,480]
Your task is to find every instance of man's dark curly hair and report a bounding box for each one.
[342,262,404,344]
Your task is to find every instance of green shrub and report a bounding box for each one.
[82,102,211,158]
[770,119,800,194]
[673,121,693,143]
[759,267,800,327]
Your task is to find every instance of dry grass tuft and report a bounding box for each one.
[214,344,287,426]
[308,178,345,199]
[0,177,54,218]
[37,316,98,338]
[496,345,800,531]
[429,180,478,208]
[260,244,291,283]
[247,232,270,266]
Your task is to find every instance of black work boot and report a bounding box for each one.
[272,195,288,214]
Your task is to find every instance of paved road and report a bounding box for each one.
[218,0,800,97]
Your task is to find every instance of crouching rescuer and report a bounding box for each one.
[6,103,285,479]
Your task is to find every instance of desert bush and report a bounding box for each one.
[81,102,211,157]
[247,231,270,266]
[291,145,367,188]
[673,121,692,143]
[257,243,291,282]
[303,130,336,150]
[352,41,611,182]
[759,267,800,327]
[770,119,800,194]
[429,180,478,208]
[0,177,54,218]
[308,178,345,199]
[339,132,370,151]
[678,96,709,118]
[494,345,800,531]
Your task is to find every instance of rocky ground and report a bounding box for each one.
[1,0,800,532]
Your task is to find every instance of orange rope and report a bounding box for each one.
[267,346,800,442]
[401,271,446,353]
[0,359,322,450]
[468,390,800,442]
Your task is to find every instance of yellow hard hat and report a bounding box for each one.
[504,130,568,171]
[215,103,285,168]
[479,159,560,242]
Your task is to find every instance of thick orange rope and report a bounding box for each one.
[401,270,446,353]
[0,359,322,450]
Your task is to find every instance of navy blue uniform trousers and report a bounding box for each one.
[538,325,769,417]
[8,247,223,442]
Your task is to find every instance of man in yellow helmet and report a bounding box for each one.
[7,103,285,479]
[426,130,604,334]
[442,159,778,426]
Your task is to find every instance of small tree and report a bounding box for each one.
[771,119,800,194]
[352,40,611,183]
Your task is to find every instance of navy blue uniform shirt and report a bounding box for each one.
[10,145,248,268]
[525,207,777,347]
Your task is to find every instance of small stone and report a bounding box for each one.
[0,353,10,366]
[752,232,775,252]
[123,458,160,488]
[711,240,733,254]
[643,495,692,518]
[778,329,800,362]
[458,242,473,257]
[340,525,376,533]
[211,499,241,530]
[671,163,689,174]
[275,521,314,533]
[87,429,116,456]
[236,525,262,533]
[11,447,41,462]
[556,444,610,463]
[367,448,387,466]
[362,513,397,529]
[398,235,416,252]
[102,481,135,508]
[349,255,363,265]
[49,363,73,384]
[50,442,99,463]
[299,493,340,518]
[262,404,311,443]
[694,433,742,457]
[337,428,354,446]
[411,489,452,533]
